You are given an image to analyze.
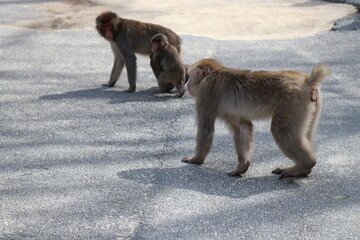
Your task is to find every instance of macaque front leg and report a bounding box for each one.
[181,156,204,164]
[150,54,162,80]
[104,57,125,87]
[123,55,137,92]
[117,38,137,92]
[174,81,185,98]
[228,121,254,177]
[103,43,125,87]
[182,116,216,165]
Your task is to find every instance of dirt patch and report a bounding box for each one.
[16,0,359,40]
[24,0,102,30]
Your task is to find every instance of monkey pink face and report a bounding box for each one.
[102,23,113,41]
[185,66,209,97]
[151,34,168,53]
[151,43,158,53]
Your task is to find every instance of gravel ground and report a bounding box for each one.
[1,1,360,239]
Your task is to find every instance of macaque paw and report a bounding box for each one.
[272,167,311,180]
[149,87,160,93]
[271,168,285,175]
[102,83,115,87]
[228,161,250,177]
[175,90,185,98]
[227,171,244,178]
[123,88,136,93]
[181,156,204,165]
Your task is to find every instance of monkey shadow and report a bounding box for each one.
[109,89,180,104]
[39,86,178,103]
[117,165,301,199]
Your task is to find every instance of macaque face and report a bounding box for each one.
[151,42,159,53]
[185,67,209,97]
[102,23,113,41]
[151,34,168,53]
[96,12,118,41]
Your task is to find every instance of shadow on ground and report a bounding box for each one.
[117,165,304,199]
[39,86,179,104]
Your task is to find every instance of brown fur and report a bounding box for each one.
[95,11,182,91]
[150,34,186,97]
[182,59,330,180]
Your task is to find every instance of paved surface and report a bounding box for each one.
[1,1,360,239]
[328,0,360,31]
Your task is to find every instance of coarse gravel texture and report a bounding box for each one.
[1,1,360,240]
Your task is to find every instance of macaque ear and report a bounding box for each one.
[198,67,209,78]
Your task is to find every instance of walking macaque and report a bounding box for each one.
[150,34,186,98]
[182,59,330,180]
[95,11,182,92]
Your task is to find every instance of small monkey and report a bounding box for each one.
[150,34,186,98]
[96,11,182,92]
[182,59,330,180]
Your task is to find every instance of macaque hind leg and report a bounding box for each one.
[228,121,253,177]
[306,96,323,149]
[271,107,316,180]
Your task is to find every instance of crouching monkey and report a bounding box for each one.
[182,59,330,180]
[150,34,186,98]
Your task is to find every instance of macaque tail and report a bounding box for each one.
[306,63,331,88]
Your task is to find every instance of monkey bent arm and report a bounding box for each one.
[150,53,164,80]
[161,52,180,72]
[150,57,162,80]
[152,53,164,69]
